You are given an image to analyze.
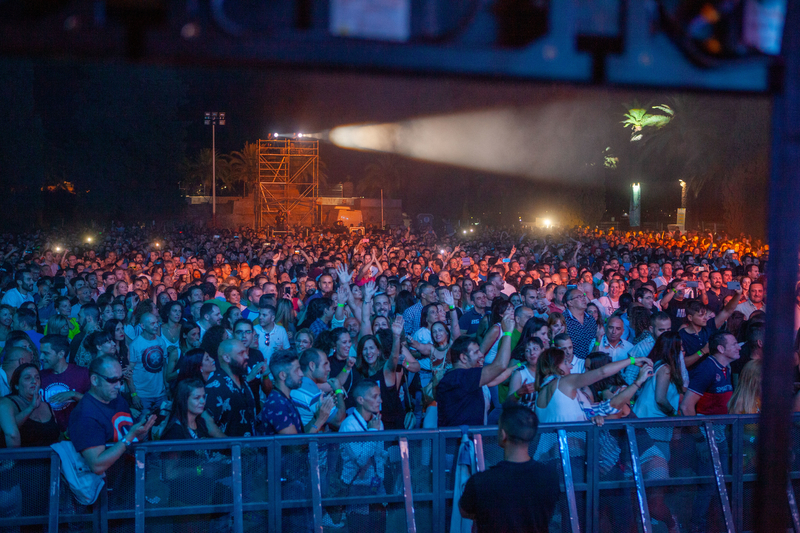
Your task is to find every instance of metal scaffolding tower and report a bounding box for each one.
[255,137,319,230]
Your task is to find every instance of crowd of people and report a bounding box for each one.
[0,222,784,532]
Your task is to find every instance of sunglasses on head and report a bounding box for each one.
[92,372,124,384]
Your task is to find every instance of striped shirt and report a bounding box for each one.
[564,308,598,362]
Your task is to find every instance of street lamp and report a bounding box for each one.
[204,112,226,227]
[678,180,687,230]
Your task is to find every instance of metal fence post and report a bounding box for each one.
[268,439,282,532]
[308,440,324,533]
[787,478,800,533]
[232,444,243,533]
[48,451,61,532]
[704,422,735,533]
[98,482,108,533]
[557,429,581,533]
[732,418,744,532]
[134,447,146,533]
[399,437,417,533]
[472,433,485,472]
[625,425,652,533]
[432,432,442,533]
[587,424,599,533]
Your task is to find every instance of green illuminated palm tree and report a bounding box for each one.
[620,103,674,142]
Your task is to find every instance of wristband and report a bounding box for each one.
[502,332,512,337]
[448,305,455,310]
[130,392,138,397]
[343,368,350,373]
[696,350,703,357]
[593,341,600,348]
[337,303,346,308]
[512,391,520,400]
[671,288,677,294]
[334,389,344,396]
[629,356,636,366]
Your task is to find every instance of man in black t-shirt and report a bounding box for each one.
[437,313,514,427]
[69,356,156,476]
[460,405,559,532]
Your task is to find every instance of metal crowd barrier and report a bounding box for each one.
[2,414,800,533]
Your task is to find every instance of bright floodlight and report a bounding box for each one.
[463,230,467,234]
[274,132,279,137]
[298,133,303,138]
[86,237,92,243]
[544,219,552,228]
[470,229,474,232]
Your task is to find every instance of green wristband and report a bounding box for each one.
[334,389,344,395]
[512,391,520,400]
[502,332,512,337]
[629,356,636,366]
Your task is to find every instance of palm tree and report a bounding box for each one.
[359,153,405,198]
[228,142,260,196]
[182,148,231,196]
[620,103,674,142]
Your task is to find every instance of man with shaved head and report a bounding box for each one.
[204,339,257,437]
[128,312,167,413]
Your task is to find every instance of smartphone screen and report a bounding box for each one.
[686,281,699,288]
[727,281,741,291]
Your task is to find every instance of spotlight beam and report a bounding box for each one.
[328,105,611,184]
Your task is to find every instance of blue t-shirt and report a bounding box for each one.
[688,356,733,415]
[679,322,719,357]
[68,393,134,452]
[458,308,484,336]
[259,389,303,435]
[436,367,484,427]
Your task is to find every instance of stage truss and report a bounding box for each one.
[255,137,319,229]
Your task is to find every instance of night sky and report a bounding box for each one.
[0,56,771,233]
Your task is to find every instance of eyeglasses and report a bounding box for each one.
[234,329,253,336]
[92,373,124,384]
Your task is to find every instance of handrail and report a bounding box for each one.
[0,414,793,533]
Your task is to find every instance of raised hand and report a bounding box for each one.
[363,280,377,301]
[392,315,404,337]
[335,264,352,284]
[336,284,350,305]
[441,289,455,308]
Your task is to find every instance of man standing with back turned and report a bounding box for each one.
[459,405,559,532]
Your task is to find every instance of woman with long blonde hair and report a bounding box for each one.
[729,359,761,414]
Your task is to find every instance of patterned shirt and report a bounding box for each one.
[564,308,598,362]
[204,370,257,437]
[259,389,303,435]
[402,301,423,336]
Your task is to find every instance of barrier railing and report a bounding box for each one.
[2,414,800,533]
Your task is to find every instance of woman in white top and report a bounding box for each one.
[160,301,183,351]
[594,279,623,319]
[535,346,651,422]
[508,337,544,408]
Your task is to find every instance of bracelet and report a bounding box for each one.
[696,350,703,357]
[334,389,344,395]
[671,288,677,294]
[516,362,524,370]
[120,438,130,448]
[343,368,350,373]
[502,332,512,337]
[512,391,520,400]
[448,305,455,310]
[131,392,138,397]
[629,356,636,366]
[337,303,346,307]
[593,341,600,347]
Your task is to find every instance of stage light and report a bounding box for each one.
[274,132,280,137]
[156,242,160,247]
[470,229,474,232]
[86,237,92,243]
[297,133,304,138]
[463,230,467,234]
[544,219,552,228]
[55,247,61,252]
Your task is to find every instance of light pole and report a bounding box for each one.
[630,183,641,227]
[678,179,687,231]
[204,111,226,227]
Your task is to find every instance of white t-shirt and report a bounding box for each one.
[1,288,34,309]
[254,323,290,364]
[129,334,168,399]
